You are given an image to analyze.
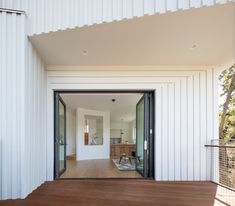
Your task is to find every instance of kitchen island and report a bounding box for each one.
[110,144,135,159]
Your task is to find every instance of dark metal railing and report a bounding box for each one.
[0,8,25,14]
[205,140,235,190]
[205,145,235,148]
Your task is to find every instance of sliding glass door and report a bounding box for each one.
[54,93,66,178]
[136,96,145,175]
[136,93,154,178]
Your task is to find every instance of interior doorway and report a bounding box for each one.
[54,91,154,179]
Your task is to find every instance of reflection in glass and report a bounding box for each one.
[59,101,65,172]
[136,98,144,175]
[84,115,103,145]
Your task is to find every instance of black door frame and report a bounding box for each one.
[136,95,145,176]
[54,92,67,179]
[53,90,155,180]
[136,92,154,178]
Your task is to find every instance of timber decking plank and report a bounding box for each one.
[0,180,221,206]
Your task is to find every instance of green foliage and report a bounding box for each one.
[219,64,235,140]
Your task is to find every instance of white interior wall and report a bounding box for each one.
[66,110,76,155]
[46,66,218,181]
[110,121,133,143]
[130,120,136,143]
[76,108,110,160]
[96,119,103,145]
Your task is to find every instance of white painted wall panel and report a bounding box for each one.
[161,84,168,180]
[0,11,25,200]
[168,83,175,180]
[0,11,47,200]
[181,79,188,179]
[156,0,166,13]
[167,0,178,11]
[174,80,181,180]
[187,75,194,180]
[1,0,234,35]
[23,41,47,198]
[46,66,218,182]
[178,0,190,9]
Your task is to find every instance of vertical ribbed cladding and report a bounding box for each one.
[23,33,47,199]
[46,66,217,182]
[0,9,47,200]
[31,0,235,35]
[0,0,234,35]
[0,0,233,200]
[0,11,25,200]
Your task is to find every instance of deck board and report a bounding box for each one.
[1,180,234,206]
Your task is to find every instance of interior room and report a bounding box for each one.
[58,93,144,178]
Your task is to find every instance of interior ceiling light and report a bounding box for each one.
[82,50,88,55]
[189,44,198,51]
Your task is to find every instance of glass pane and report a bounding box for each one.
[59,101,65,172]
[136,98,144,175]
[84,115,103,145]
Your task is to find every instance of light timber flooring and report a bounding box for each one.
[60,159,142,178]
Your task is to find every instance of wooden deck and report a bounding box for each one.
[1,180,234,206]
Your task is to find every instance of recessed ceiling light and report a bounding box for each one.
[82,50,88,55]
[189,44,198,51]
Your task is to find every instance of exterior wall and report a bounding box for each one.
[0,11,25,200]
[0,11,47,200]
[23,40,47,198]
[0,0,230,200]
[46,66,218,181]
[1,0,234,35]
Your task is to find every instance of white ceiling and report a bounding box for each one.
[61,93,143,122]
[30,3,235,67]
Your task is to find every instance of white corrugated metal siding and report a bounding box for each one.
[0,11,25,200]
[0,0,234,35]
[46,66,218,181]
[0,11,47,200]
[0,0,231,200]
[23,40,47,198]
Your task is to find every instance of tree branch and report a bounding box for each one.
[219,64,235,139]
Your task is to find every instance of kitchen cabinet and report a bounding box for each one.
[110,144,135,159]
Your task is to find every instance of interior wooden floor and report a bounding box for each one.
[61,159,142,178]
[1,180,234,206]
